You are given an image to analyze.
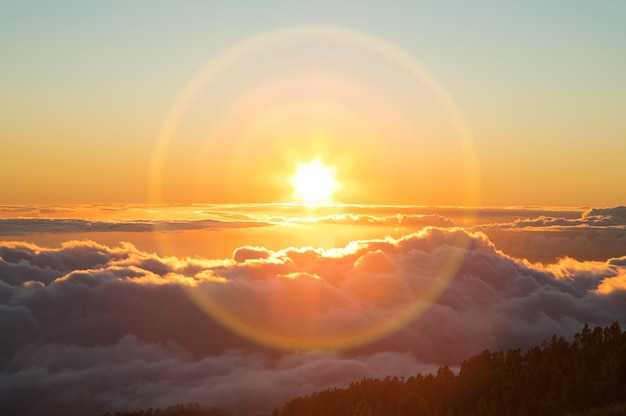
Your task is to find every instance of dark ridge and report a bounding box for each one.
[103,322,626,416]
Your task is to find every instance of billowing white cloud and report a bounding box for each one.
[1,226,626,415]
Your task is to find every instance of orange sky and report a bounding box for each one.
[2,4,626,415]
[1,5,625,207]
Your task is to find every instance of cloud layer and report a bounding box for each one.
[2,225,626,415]
[479,206,626,262]
[0,217,269,236]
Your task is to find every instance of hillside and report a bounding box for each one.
[272,323,626,416]
[102,323,626,416]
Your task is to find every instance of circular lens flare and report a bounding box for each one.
[149,25,481,351]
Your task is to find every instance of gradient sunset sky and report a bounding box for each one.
[4,3,626,415]
[2,1,625,206]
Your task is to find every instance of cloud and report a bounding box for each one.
[9,204,621,265]
[1,228,626,415]
[1,335,431,416]
[480,206,626,229]
[583,206,626,223]
[276,213,456,228]
[483,227,626,263]
[476,206,626,263]
[0,218,270,236]
[233,246,271,262]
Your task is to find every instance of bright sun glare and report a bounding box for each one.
[289,158,341,204]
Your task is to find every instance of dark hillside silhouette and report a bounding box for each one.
[272,322,626,416]
[103,322,626,416]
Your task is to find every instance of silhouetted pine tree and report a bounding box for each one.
[273,322,626,416]
[101,323,626,416]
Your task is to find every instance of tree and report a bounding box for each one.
[398,392,428,416]
[353,399,372,416]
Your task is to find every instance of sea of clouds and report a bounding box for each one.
[1,206,626,415]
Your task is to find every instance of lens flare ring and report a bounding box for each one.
[149,24,480,351]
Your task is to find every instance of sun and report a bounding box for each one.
[289,158,341,204]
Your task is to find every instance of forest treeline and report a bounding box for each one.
[272,322,626,416]
[102,322,626,416]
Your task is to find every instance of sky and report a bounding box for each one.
[2,2,626,416]
[2,1,626,206]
